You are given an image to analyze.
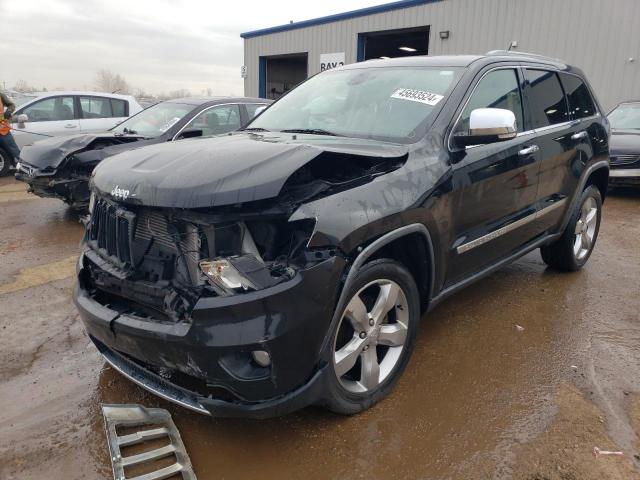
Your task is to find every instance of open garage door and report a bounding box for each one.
[259,53,308,100]
[358,26,429,61]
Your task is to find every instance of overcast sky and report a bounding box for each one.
[0,0,381,96]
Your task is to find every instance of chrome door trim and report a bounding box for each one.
[533,121,573,134]
[456,199,567,254]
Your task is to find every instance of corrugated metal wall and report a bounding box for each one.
[243,0,640,110]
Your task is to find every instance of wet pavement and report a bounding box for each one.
[0,175,638,480]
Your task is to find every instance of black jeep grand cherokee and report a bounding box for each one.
[74,52,609,418]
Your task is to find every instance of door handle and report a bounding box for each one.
[518,145,539,156]
[571,131,588,140]
[64,124,77,129]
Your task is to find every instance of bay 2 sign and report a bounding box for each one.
[320,52,345,72]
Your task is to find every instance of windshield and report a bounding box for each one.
[608,103,640,130]
[111,101,197,137]
[13,94,39,107]
[248,66,462,143]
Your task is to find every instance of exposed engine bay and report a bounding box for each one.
[80,198,321,322]
[79,133,409,323]
[18,134,147,209]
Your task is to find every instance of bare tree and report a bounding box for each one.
[133,87,149,98]
[94,69,131,94]
[13,79,37,93]
[167,89,191,99]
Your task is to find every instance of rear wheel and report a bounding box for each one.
[323,259,420,414]
[0,149,10,176]
[540,185,602,271]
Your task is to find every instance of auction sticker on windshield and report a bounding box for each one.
[391,88,444,106]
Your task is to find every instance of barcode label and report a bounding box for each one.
[391,88,444,106]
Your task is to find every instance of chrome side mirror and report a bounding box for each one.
[16,113,28,128]
[454,108,517,147]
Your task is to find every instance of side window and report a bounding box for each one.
[184,104,241,136]
[246,103,268,119]
[558,73,597,120]
[524,70,569,128]
[455,69,524,134]
[23,96,75,122]
[80,96,112,119]
[111,99,128,117]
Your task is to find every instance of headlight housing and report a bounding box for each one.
[200,257,257,295]
[199,254,294,296]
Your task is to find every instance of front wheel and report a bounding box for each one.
[322,259,420,415]
[0,149,11,176]
[540,185,602,271]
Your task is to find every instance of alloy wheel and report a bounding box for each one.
[573,196,598,260]
[333,279,409,393]
[0,151,5,173]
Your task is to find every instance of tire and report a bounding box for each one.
[322,258,420,415]
[0,149,10,177]
[540,185,602,271]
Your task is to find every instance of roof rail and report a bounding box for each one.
[486,50,565,63]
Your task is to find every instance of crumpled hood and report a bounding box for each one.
[610,130,640,155]
[92,133,409,209]
[20,133,148,171]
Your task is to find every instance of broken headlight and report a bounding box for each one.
[199,254,294,296]
[200,257,256,293]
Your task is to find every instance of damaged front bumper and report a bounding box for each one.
[15,162,90,208]
[74,252,345,418]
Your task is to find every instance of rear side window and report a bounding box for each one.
[559,73,597,120]
[111,99,128,117]
[455,69,524,134]
[80,96,112,119]
[524,70,569,128]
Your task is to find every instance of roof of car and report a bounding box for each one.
[27,91,137,100]
[344,55,483,69]
[166,96,271,106]
[341,51,568,70]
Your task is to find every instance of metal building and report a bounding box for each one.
[241,0,640,110]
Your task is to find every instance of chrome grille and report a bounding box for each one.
[102,404,199,480]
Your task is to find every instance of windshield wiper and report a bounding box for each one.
[280,128,342,137]
[123,127,138,135]
[242,127,270,132]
